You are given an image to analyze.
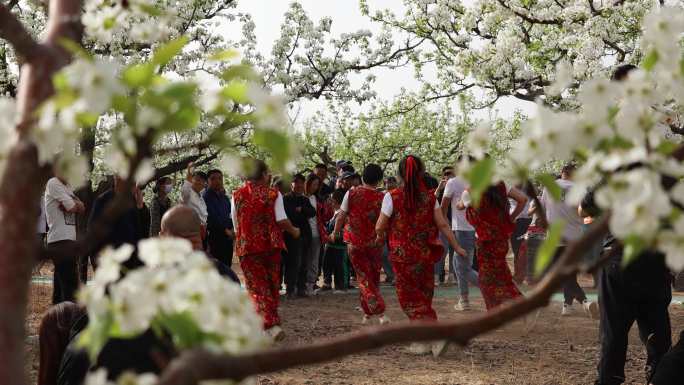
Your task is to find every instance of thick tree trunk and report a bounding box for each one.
[0,2,82,384]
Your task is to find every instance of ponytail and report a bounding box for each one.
[398,155,426,211]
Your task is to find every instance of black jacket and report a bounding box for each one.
[283,192,316,241]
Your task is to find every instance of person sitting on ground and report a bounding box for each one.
[38,302,86,385]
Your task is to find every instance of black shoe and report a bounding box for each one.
[296,291,309,298]
[286,292,297,300]
[320,285,332,292]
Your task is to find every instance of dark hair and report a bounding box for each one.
[193,171,208,181]
[561,162,576,177]
[152,177,171,193]
[305,173,321,194]
[341,164,355,173]
[441,166,454,173]
[611,64,637,82]
[247,158,269,181]
[482,183,509,214]
[423,173,439,189]
[207,169,222,179]
[398,155,426,210]
[385,176,397,183]
[38,302,86,385]
[332,188,347,204]
[362,164,383,185]
[292,173,306,183]
[314,163,327,170]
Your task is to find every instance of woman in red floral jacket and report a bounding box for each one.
[231,159,301,341]
[459,181,527,310]
[375,155,465,357]
[331,164,388,325]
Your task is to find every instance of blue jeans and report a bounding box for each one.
[454,230,479,297]
[434,232,455,280]
[382,243,394,281]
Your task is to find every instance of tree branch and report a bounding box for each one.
[157,218,610,385]
[0,3,42,62]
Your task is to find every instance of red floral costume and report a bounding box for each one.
[344,186,386,316]
[387,188,443,321]
[465,182,522,310]
[233,181,285,329]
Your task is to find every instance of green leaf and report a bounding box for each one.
[77,312,114,361]
[642,49,659,71]
[252,128,292,171]
[155,312,222,349]
[123,63,155,88]
[621,234,645,267]
[58,38,93,61]
[137,3,163,16]
[152,36,189,67]
[538,173,562,201]
[221,64,260,82]
[463,157,495,206]
[655,140,678,155]
[534,221,565,277]
[209,49,239,62]
[75,112,99,127]
[221,80,250,104]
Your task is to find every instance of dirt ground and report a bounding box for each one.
[25,263,684,385]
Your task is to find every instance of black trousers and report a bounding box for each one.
[595,259,672,385]
[323,246,346,290]
[651,330,684,384]
[554,245,587,305]
[207,233,233,267]
[283,235,306,294]
[511,217,532,258]
[49,240,79,304]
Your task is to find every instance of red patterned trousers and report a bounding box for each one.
[392,260,437,321]
[348,244,385,316]
[239,251,281,329]
[477,239,522,310]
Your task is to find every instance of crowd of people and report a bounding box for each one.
[37,66,684,384]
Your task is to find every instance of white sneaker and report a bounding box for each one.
[561,303,574,316]
[432,340,449,357]
[434,276,441,287]
[266,325,285,342]
[454,299,470,311]
[408,342,431,355]
[379,314,391,325]
[583,301,600,320]
[361,314,371,324]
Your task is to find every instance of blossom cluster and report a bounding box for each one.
[83,0,179,44]
[462,6,684,271]
[80,238,268,385]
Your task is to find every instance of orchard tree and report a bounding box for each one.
[362,0,660,109]
[298,95,524,174]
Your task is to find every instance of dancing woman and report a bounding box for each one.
[375,155,466,357]
[459,182,527,310]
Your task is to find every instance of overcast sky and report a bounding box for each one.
[226,1,537,126]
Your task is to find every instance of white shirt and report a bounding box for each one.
[181,180,208,225]
[340,191,350,212]
[541,178,583,241]
[308,195,319,237]
[380,192,440,217]
[44,177,77,243]
[231,191,287,232]
[37,195,47,234]
[442,177,474,231]
[510,197,530,219]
